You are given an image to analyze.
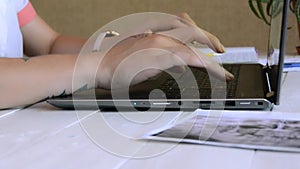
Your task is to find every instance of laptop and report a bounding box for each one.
[47,0,289,111]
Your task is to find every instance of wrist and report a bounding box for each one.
[74,52,110,90]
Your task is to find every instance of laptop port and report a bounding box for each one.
[239,102,251,105]
[225,101,236,106]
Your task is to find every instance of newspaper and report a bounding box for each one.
[144,110,300,153]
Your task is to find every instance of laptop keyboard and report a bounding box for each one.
[159,65,241,99]
[224,64,241,97]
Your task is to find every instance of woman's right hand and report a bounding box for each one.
[79,32,233,90]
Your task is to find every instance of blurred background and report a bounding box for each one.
[31,0,299,54]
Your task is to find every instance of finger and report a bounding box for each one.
[176,13,226,53]
[161,46,234,81]
[109,45,233,89]
[177,13,198,26]
[166,65,186,73]
[145,17,188,32]
[201,29,226,53]
[128,44,232,81]
[157,27,226,53]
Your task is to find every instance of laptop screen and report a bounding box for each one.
[267,0,289,105]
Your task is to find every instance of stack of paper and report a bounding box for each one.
[198,47,259,64]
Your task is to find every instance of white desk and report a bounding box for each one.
[0,72,300,169]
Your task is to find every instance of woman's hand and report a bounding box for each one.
[87,13,232,89]
[90,33,233,89]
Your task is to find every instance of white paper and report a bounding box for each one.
[144,110,300,153]
[198,47,259,64]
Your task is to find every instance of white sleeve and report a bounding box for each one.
[13,0,29,13]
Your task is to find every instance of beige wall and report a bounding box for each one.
[31,0,299,53]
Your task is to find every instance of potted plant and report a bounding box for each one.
[249,0,300,54]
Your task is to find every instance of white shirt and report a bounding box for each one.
[0,0,31,58]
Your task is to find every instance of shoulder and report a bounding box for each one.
[12,0,29,13]
[13,0,37,27]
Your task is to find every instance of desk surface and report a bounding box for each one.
[1,72,300,169]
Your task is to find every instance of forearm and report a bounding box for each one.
[50,35,87,54]
[0,54,88,109]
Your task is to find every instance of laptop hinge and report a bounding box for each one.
[263,66,275,98]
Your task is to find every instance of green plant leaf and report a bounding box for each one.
[267,0,273,16]
[295,0,300,22]
[249,0,262,19]
[271,0,283,19]
[257,0,271,25]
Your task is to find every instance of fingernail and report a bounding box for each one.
[226,72,234,81]
[145,30,153,34]
[218,44,226,53]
